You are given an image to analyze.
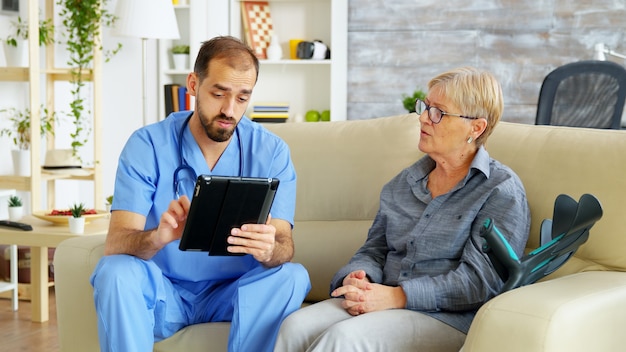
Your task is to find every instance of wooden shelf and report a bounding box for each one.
[0,169,96,192]
[156,0,347,121]
[0,67,29,81]
[0,0,103,212]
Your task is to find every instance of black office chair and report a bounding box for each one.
[535,60,626,129]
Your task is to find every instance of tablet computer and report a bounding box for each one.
[179,175,280,256]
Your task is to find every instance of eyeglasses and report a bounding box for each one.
[415,99,479,124]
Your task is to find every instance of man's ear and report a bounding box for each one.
[186,72,198,96]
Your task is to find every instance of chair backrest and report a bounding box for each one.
[535,60,626,129]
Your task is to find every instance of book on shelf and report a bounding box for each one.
[171,85,180,113]
[250,112,290,118]
[251,103,289,113]
[250,101,289,123]
[164,84,193,117]
[241,1,273,59]
[178,86,188,111]
[251,117,289,123]
[164,84,179,116]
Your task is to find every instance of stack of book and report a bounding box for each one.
[164,84,192,117]
[249,102,290,123]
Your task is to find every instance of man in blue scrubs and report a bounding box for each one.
[90,36,311,352]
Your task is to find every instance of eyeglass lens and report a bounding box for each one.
[415,99,442,123]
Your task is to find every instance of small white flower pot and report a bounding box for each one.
[172,54,188,70]
[68,217,85,234]
[12,149,30,176]
[3,40,28,67]
[8,206,24,221]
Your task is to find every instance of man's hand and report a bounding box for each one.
[331,270,407,316]
[155,196,191,247]
[227,214,277,263]
[105,195,191,259]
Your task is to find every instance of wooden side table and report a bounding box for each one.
[0,215,108,322]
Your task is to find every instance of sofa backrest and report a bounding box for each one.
[268,114,423,222]
[487,122,626,277]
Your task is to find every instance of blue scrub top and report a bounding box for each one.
[111,111,297,282]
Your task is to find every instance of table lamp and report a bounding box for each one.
[112,0,180,126]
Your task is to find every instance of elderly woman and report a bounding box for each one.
[274,67,531,351]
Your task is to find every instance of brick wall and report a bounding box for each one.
[346,0,626,124]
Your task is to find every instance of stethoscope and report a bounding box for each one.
[173,112,244,198]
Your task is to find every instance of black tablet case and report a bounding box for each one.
[178,175,279,256]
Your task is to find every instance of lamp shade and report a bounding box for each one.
[112,0,180,39]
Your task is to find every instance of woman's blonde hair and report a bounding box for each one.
[428,67,503,147]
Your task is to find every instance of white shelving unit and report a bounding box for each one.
[0,0,103,300]
[157,0,347,122]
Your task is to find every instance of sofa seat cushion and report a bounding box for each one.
[153,322,230,352]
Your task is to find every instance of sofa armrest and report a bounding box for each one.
[53,234,106,352]
[462,271,626,352]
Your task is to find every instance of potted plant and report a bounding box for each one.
[68,202,86,234]
[401,89,426,113]
[105,195,113,213]
[0,106,55,176]
[57,0,122,160]
[171,44,190,70]
[7,195,24,221]
[2,15,55,67]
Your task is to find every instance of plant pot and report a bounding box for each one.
[68,217,85,234]
[172,54,188,70]
[3,40,28,67]
[11,149,30,176]
[8,206,24,221]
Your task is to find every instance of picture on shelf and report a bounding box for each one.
[241,1,273,59]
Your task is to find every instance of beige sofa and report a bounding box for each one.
[54,113,626,351]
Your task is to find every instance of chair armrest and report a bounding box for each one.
[462,271,626,352]
[53,234,106,352]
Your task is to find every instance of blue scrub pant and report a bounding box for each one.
[90,254,311,352]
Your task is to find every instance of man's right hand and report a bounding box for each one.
[104,195,191,259]
[156,195,191,247]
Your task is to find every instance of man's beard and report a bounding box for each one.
[198,110,236,143]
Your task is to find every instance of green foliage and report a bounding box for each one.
[69,202,86,218]
[172,45,190,54]
[105,195,113,205]
[57,0,122,160]
[401,89,427,113]
[4,16,55,47]
[8,196,22,207]
[0,106,56,150]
